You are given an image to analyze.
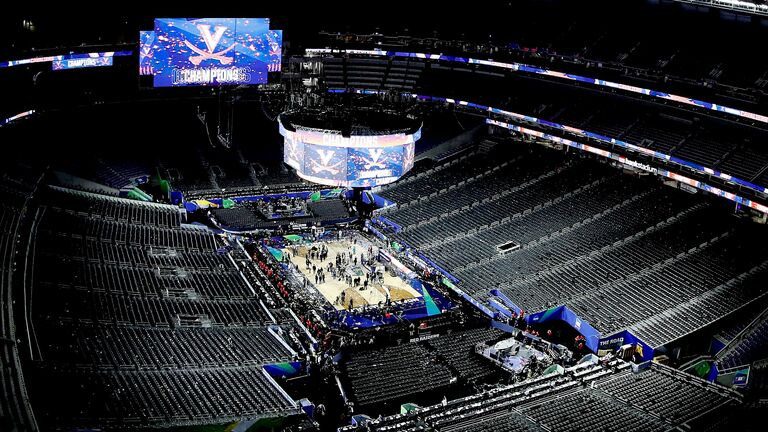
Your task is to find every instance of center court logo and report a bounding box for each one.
[184,24,237,65]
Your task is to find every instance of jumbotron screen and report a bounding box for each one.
[280,124,419,188]
[139,18,282,87]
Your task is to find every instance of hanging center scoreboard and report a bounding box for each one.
[279,111,421,188]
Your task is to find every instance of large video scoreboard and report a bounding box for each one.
[139,18,282,87]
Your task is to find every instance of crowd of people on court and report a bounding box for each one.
[285,240,389,311]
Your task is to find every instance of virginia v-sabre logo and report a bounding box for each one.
[318,149,335,166]
[184,24,236,65]
[313,149,342,175]
[363,148,387,169]
[287,139,301,163]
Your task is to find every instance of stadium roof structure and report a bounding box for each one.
[675,0,768,16]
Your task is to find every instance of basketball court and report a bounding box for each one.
[282,237,422,311]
